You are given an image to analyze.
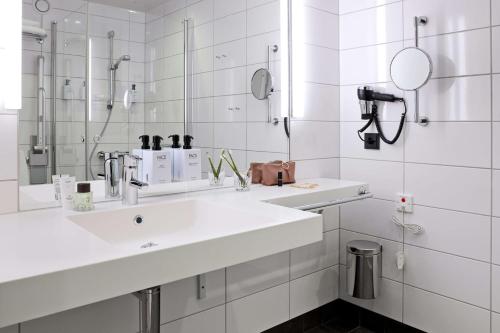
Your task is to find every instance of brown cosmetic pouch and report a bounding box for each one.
[250,161,296,186]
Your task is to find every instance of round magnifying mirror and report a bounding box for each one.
[390,47,432,91]
[251,68,273,100]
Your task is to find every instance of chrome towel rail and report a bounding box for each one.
[296,193,373,212]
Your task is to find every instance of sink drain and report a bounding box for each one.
[133,215,144,225]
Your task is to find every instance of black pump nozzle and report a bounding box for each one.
[168,134,181,148]
[139,135,150,149]
[152,135,163,151]
[183,135,194,149]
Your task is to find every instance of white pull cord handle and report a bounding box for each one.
[392,215,424,234]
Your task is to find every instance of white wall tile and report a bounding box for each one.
[340,198,403,242]
[226,252,289,302]
[214,0,245,19]
[494,0,500,26]
[290,230,339,280]
[213,67,246,96]
[403,0,490,38]
[340,158,403,200]
[493,265,500,312]
[339,0,398,15]
[160,269,225,323]
[160,306,225,333]
[213,123,246,150]
[294,158,340,180]
[492,122,500,169]
[415,75,492,121]
[418,29,491,78]
[340,42,402,85]
[0,181,18,214]
[405,163,491,215]
[213,95,246,122]
[305,0,338,14]
[493,218,500,265]
[494,27,500,73]
[405,122,491,168]
[290,121,339,160]
[226,283,289,333]
[21,295,139,333]
[405,206,491,262]
[493,170,500,217]
[340,2,402,50]
[305,7,339,49]
[246,30,281,65]
[304,44,339,85]
[187,0,214,27]
[404,285,490,333]
[290,267,339,318]
[247,1,280,37]
[493,311,500,333]
[213,39,246,70]
[214,12,246,45]
[0,115,17,180]
[247,123,288,153]
[303,83,339,121]
[404,245,490,308]
[340,266,403,321]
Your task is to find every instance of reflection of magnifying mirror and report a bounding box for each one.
[34,0,51,13]
[251,68,273,100]
[390,47,432,90]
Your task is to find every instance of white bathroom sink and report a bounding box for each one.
[68,199,274,248]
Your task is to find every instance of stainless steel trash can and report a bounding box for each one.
[346,240,382,299]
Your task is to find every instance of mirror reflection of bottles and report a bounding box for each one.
[172,135,201,182]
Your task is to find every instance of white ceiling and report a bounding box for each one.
[88,0,166,11]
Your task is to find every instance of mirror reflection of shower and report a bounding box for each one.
[88,30,131,180]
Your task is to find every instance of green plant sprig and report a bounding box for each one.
[221,150,245,184]
[208,153,223,178]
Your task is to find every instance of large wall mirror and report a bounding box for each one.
[19,0,290,210]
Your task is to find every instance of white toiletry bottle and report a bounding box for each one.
[132,135,150,182]
[173,135,202,182]
[167,134,181,182]
[142,135,172,184]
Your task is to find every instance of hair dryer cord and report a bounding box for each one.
[358,99,407,145]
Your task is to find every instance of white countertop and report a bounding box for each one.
[0,178,366,328]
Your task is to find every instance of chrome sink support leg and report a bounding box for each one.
[134,286,161,333]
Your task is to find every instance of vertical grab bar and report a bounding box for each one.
[413,16,429,126]
[267,44,278,125]
[37,55,46,151]
[51,21,57,175]
[183,19,190,136]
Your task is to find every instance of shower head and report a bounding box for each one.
[113,55,131,69]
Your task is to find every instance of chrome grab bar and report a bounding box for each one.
[295,193,373,212]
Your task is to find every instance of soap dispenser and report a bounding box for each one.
[172,135,202,182]
[142,135,172,184]
[133,135,150,181]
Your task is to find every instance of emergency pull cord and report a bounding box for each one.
[357,99,407,145]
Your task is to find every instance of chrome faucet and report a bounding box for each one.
[122,154,148,206]
[99,152,121,199]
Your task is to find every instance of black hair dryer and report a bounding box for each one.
[356,86,407,145]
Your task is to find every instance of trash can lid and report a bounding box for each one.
[347,240,382,255]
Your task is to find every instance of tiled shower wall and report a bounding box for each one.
[338,0,500,332]
[0,0,342,332]
[20,0,146,184]
[144,0,288,177]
